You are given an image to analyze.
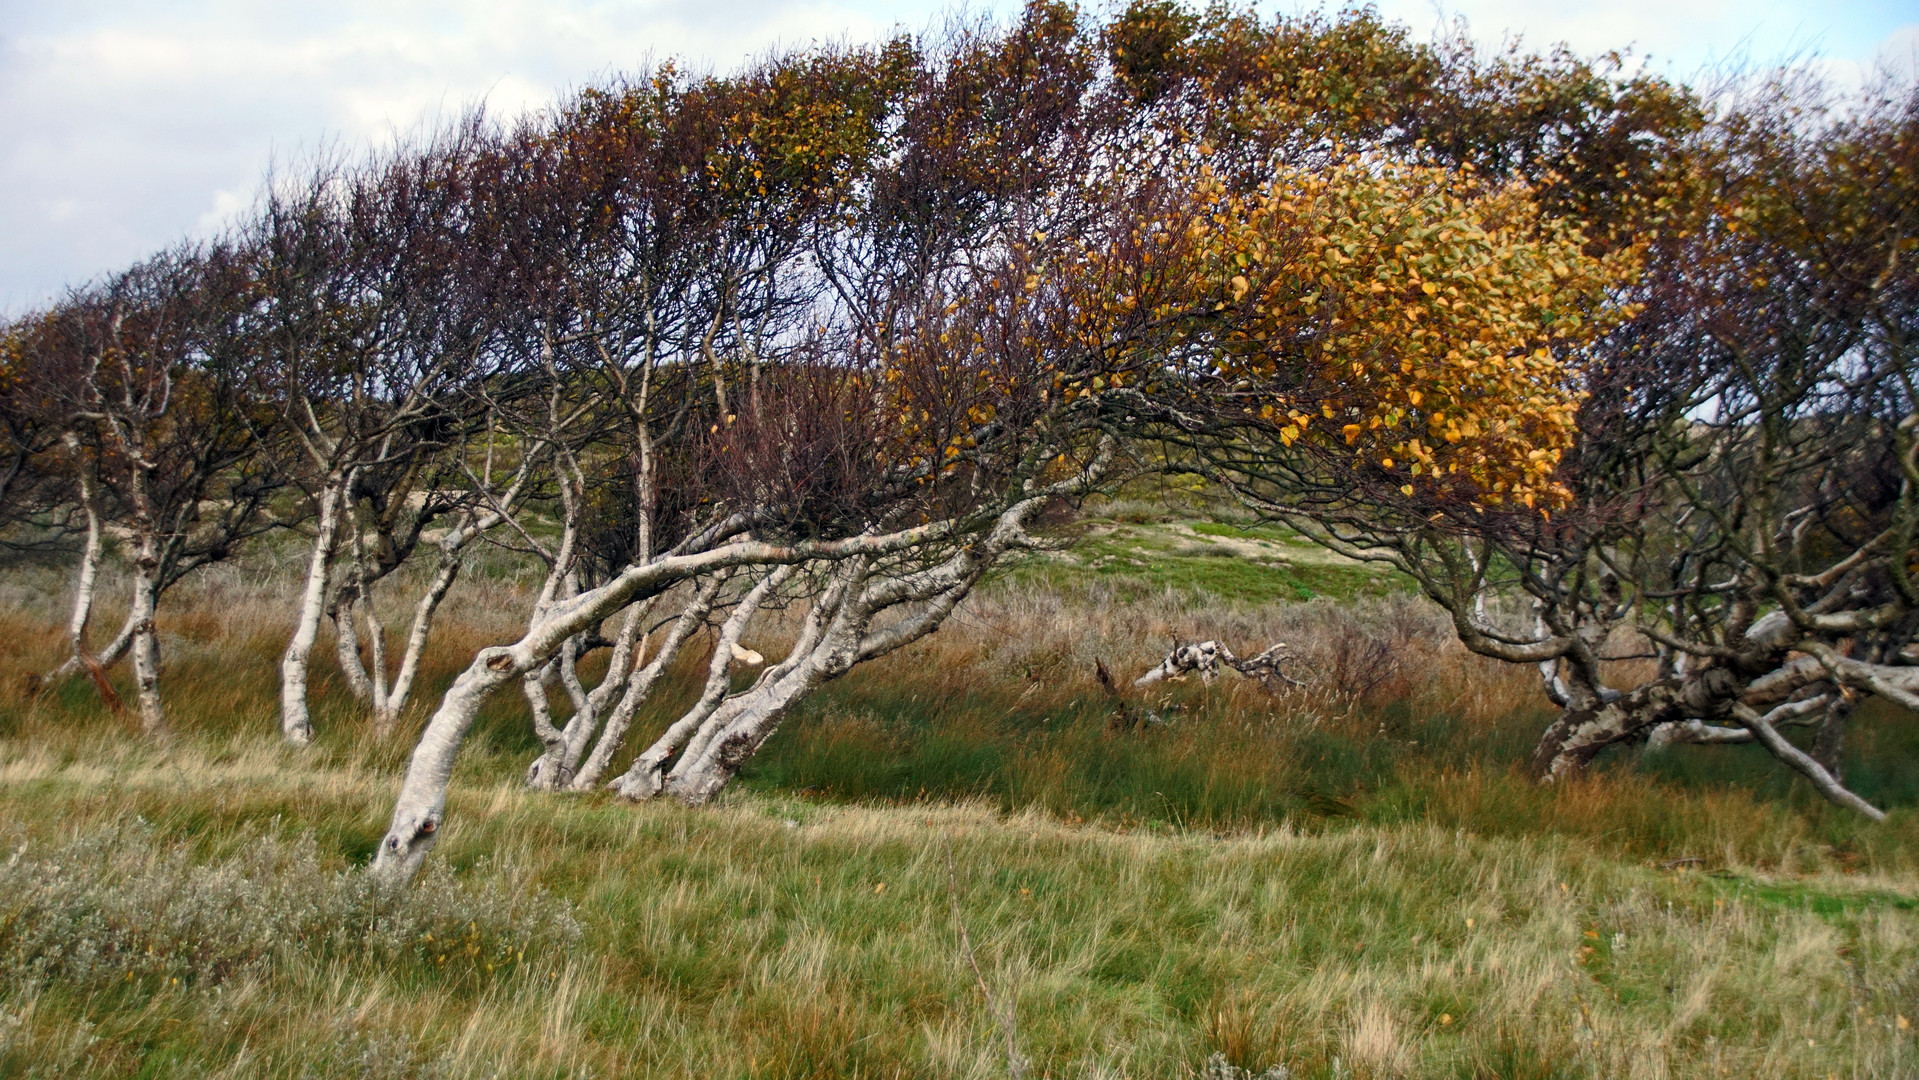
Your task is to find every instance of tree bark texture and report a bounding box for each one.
[126,569,164,734]
[571,578,723,792]
[280,477,348,745]
[369,523,959,885]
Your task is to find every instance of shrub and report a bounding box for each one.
[0,821,579,994]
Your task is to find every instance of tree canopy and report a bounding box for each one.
[3,1,1911,878]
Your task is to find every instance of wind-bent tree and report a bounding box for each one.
[1168,72,1917,817]
[25,246,285,731]
[261,126,500,745]
[364,0,1730,882]
[9,0,1888,879]
[373,5,1150,881]
[2,313,114,698]
[484,48,907,789]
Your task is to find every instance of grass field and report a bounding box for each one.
[3,533,1919,1078]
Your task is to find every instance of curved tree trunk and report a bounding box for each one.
[332,590,374,703]
[547,598,651,783]
[606,567,798,798]
[280,477,348,746]
[574,578,724,792]
[376,554,464,736]
[369,523,966,886]
[44,610,139,693]
[56,454,124,711]
[1530,664,1887,818]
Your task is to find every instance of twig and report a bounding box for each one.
[1095,658,1145,730]
[942,834,1025,1080]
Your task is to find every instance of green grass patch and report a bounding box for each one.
[996,525,1406,604]
[1,745,1916,1078]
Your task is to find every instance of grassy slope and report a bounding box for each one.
[4,739,1917,1079]
[998,498,1405,606]
[3,530,1919,1076]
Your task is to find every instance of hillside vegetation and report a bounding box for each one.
[3,546,1917,1078]
[1,4,1913,1069]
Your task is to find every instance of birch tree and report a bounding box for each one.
[32,246,285,732]
[260,125,500,745]
[1162,73,1918,816]
[2,312,127,699]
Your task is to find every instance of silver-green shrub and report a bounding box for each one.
[0,821,579,992]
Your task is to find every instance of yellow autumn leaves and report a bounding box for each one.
[1188,157,1639,509]
[865,154,1636,510]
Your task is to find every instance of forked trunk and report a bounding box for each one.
[1528,672,1732,779]
[606,568,796,798]
[370,518,1002,886]
[638,477,1094,809]
[1531,666,1886,818]
[44,438,124,707]
[548,600,650,782]
[45,610,139,692]
[574,579,724,792]
[61,483,123,710]
[522,657,567,788]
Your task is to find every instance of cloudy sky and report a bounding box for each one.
[2,0,1913,315]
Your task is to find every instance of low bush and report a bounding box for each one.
[0,821,579,995]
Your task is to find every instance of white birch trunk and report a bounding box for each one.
[363,582,391,718]
[46,608,140,687]
[64,456,103,660]
[280,477,348,746]
[332,592,375,703]
[41,434,135,706]
[376,552,462,736]
[605,566,794,798]
[554,599,650,777]
[677,565,788,727]
[331,514,381,705]
[661,648,838,806]
[364,435,550,736]
[573,578,724,792]
[55,442,121,709]
[651,447,1115,807]
[371,523,962,885]
[345,518,392,717]
[523,657,565,771]
[524,639,597,790]
[518,525,580,789]
[127,569,164,734]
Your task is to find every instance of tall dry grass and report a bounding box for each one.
[0,740,1915,1077]
[5,548,1916,872]
[4,547,1919,1075]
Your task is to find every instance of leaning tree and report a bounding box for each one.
[362,0,1724,882]
[258,125,507,745]
[1165,72,1918,817]
[21,245,288,732]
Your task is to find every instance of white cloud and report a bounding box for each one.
[0,0,1906,314]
